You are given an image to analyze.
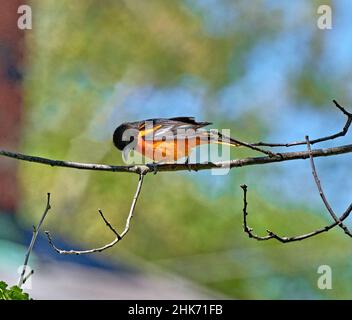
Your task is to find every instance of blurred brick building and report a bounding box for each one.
[0,0,24,214]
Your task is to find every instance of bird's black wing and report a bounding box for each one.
[148,117,212,141]
[169,117,212,127]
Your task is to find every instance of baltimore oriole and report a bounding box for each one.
[113,117,241,164]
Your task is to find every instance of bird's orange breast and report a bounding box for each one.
[135,136,204,162]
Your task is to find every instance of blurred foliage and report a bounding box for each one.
[18,0,352,299]
[0,281,30,300]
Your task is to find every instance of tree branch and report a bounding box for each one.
[44,173,145,255]
[1,100,351,173]
[1,144,352,174]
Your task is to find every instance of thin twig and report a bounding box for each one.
[252,100,352,147]
[18,193,51,287]
[241,185,352,243]
[211,130,278,157]
[241,184,272,241]
[44,174,145,255]
[305,135,352,237]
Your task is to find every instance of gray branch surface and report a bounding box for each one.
[1,143,352,174]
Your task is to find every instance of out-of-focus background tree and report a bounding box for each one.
[1,0,352,299]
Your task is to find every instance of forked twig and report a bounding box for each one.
[252,100,352,147]
[44,174,145,255]
[18,193,51,287]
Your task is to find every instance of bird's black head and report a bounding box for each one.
[113,122,139,151]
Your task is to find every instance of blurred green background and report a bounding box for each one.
[7,0,352,299]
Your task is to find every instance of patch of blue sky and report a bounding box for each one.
[258,152,352,219]
[182,0,237,37]
[218,27,313,121]
[264,102,345,149]
[183,0,314,38]
[264,0,313,29]
[320,0,352,77]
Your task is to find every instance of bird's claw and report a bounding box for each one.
[147,162,159,175]
[185,157,192,172]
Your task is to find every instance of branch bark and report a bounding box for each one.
[1,143,352,174]
[1,100,351,173]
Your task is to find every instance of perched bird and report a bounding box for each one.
[113,117,241,164]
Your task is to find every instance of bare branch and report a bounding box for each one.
[241,185,352,243]
[305,135,352,237]
[252,100,352,147]
[18,193,51,287]
[0,101,350,174]
[1,144,352,174]
[44,174,145,255]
